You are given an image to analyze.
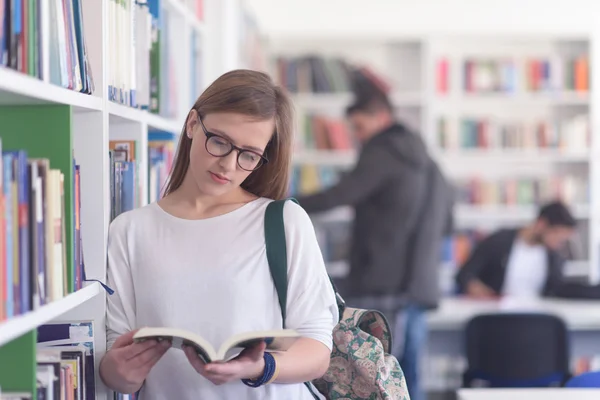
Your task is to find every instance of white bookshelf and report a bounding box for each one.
[0,0,254,398]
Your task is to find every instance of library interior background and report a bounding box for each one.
[2,0,600,399]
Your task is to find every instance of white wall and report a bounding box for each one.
[247,0,599,39]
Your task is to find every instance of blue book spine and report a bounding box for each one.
[3,154,14,317]
[121,162,135,213]
[10,150,30,313]
[31,161,46,306]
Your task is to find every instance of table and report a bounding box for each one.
[457,388,600,400]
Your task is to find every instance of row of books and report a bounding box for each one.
[34,321,96,400]
[148,131,177,204]
[0,0,94,93]
[0,141,85,321]
[274,55,390,95]
[289,165,341,197]
[108,0,180,118]
[108,0,152,109]
[459,56,589,94]
[298,114,354,151]
[110,140,141,221]
[437,113,589,151]
[456,176,588,208]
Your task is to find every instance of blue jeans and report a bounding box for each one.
[392,304,428,400]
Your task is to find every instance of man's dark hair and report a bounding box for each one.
[346,69,393,116]
[346,92,393,116]
[538,201,577,227]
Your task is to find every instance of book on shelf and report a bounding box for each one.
[0,139,84,321]
[289,165,341,197]
[456,176,588,209]
[194,0,203,21]
[436,57,450,94]
[274,55,390,95]
[110,140,140,221]
[0,0,95,94]
[148,130,176,203]
[437,114,589,152]
[109,0,180,116]
[298,114,354,152]
[133,327,300,364]
[459,56,589,94]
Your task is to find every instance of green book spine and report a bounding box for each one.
[28,0,36,76]
[0,331,37,399]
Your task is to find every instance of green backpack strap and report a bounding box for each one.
[264,198,322,399]
[265,199,346,325]
[264,198,296,328]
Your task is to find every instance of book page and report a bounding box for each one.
[218,329,300,360]
[133,327,218,362]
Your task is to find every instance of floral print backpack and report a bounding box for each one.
[264,199,411,400]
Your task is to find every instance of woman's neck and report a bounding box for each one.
[159,172,256,220]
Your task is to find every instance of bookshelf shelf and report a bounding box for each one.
[437,91,590,107]
[107,102,182,133]
[0,283,100,348]
[0,68,104,112]
[435,149,590,164]
[146,112,183,133]
[108,102,149,125]
[293,91,423,110]
[311,206,354,223]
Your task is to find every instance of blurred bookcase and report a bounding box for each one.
[265,33,598,396]
[0,0,252,398]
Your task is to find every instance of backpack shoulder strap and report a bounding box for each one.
[264,198,297,328]
[264,198,324,400]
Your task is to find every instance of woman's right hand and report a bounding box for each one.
[99,329,171,394]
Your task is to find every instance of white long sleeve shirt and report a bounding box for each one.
[106,198,338,400]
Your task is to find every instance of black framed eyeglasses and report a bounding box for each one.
[197,117,269,172]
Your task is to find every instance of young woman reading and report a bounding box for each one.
[99,70,338,399]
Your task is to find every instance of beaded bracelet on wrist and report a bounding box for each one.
[242,352,276,388]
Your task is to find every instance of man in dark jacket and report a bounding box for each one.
[456,201,599,299]
[295,90,454,400]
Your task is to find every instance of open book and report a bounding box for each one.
[133,327,300,363]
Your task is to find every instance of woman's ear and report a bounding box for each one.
[186,109,199,139]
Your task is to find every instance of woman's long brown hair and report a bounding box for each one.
[162,69,294,200]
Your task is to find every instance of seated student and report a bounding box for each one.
[456,201,599,299]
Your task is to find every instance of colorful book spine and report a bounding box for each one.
[3,152,14,318]
[10,150,31,313]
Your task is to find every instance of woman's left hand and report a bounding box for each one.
[183,341,267,385]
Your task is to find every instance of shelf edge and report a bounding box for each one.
[0,282,101,347]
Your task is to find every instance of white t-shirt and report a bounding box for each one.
[501,238,548,297]
[106,198,338,400]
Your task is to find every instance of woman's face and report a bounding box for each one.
[186,111,274,198]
